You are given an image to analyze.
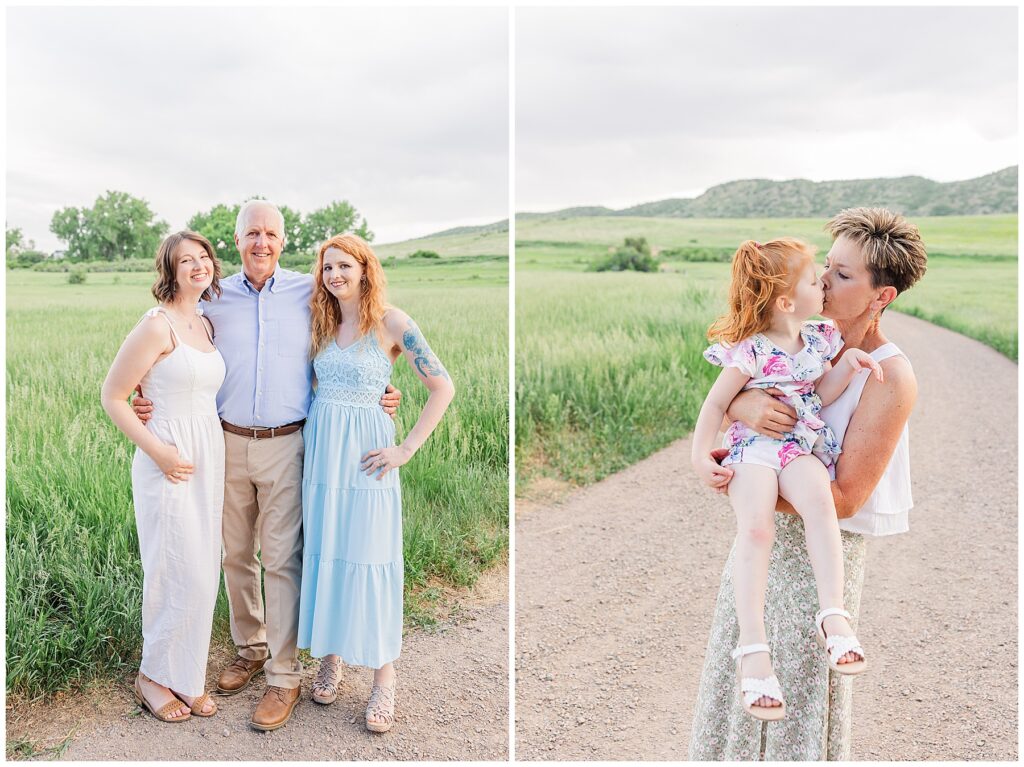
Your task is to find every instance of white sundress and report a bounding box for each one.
[131,308,226,696]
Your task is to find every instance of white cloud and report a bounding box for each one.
[517,6,1017,211]
[7,6,508,251]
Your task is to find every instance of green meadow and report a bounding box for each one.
[516,214,1017,495]
[6,255,508,696]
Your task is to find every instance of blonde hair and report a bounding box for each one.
[151,231,222,304]
[309,233,389,358]
[826,207,927,295]
[707,238,816,345]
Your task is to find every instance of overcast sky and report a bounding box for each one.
[517,6,1018,212]
[8,7,508,252]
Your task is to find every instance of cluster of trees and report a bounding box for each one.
[186,199,372,263]
[589,237,660,273]
[28,191,372,264]
[5,226,49,267]
[51,192,168,262]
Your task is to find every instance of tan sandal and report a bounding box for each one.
[311,657,342,705]
[133,674,191,723]
[365,679,396,733]
[184,691,218,717]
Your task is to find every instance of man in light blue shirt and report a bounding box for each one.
[136,200,398,731]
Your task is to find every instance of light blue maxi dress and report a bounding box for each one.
[298,334,402,669]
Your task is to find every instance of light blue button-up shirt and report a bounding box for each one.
[201,265,314,428]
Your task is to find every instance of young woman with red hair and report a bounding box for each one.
[296,234,455,733]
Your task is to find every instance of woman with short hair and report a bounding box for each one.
[688,208,928,760]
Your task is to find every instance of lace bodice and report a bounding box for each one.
[312,333,393,408]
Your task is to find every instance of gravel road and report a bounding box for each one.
[7,566,508,761]
[515,312,1017,761]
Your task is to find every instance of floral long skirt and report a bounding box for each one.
[688,513,867,761]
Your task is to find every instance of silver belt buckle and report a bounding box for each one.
[251,427,259,439]
[270,427,276,438]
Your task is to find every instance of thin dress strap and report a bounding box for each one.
[145,307,180,349]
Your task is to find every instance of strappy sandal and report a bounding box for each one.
[311,657,342,705]
[183,691,218,717]
[365,678,396,733]
[731,644,786,721]
[133,674,191,723]
[815,607,867,675]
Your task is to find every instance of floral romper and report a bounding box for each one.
[704,321,843,478]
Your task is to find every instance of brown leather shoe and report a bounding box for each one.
[250,685,301,732]
[216,655,266,695]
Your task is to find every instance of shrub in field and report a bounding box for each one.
[660,245,734,262]
[589,237,660,272]
[623,237,651,256]
[409,249,441,259]
[67,268,87,284]
[7,251,49,269]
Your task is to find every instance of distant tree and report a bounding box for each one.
[298,201,373,252]
[187,203,240,263]
[51,191,168,261]
[279,204,304,255]
[409,249,441,259]
[6,225,25,260]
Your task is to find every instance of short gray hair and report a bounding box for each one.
[235,199,286,240]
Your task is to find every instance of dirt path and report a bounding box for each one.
[8,566,508,762]
[515,312,1017,761]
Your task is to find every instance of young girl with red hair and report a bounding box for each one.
[691,238,879,721]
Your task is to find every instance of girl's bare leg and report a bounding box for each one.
[728,463,782,707]
[779,455,859,661]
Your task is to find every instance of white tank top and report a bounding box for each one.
[820,342,913,537]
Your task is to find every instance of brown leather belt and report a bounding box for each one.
[221,419,305,439]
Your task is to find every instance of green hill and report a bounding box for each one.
[520,166,1017,219]
[374,221,508,260]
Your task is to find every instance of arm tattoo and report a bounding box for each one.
[402,319,450,380]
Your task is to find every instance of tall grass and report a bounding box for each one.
[516,215,1017,495]
[6,261,507,695]
[516,272,721,492]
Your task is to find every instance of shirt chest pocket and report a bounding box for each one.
[276,318,310,358]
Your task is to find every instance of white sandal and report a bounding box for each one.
[731,643,786,721]
[815,607,867,675]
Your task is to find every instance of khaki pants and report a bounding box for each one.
[221,430,304,689]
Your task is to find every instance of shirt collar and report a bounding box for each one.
[241,263,283,295]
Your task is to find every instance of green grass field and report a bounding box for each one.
[6,256,508,696]
[516,214,1017,495]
